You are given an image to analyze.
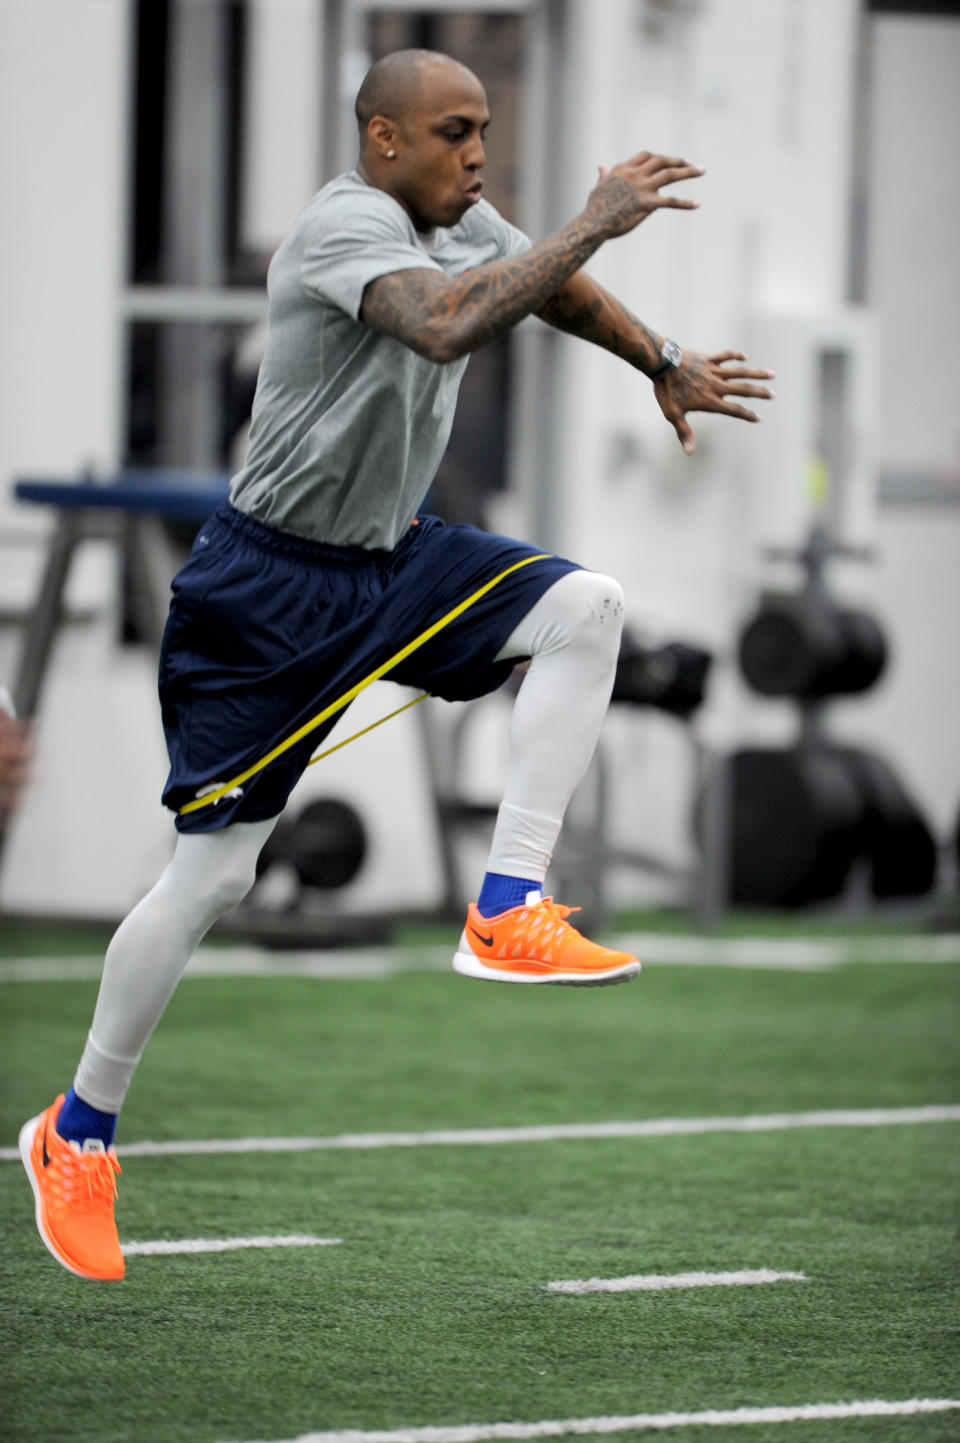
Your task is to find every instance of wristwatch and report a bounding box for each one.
[650,337,683,380]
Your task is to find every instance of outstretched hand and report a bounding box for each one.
[654,350,775,453]
[587,154,704,239]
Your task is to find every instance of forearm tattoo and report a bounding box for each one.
[361,204,628,364]
[538,289,661,373]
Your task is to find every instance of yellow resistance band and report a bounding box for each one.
[306,690,428,768]
[178,551,549,816]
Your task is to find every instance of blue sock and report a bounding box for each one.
[476,871,542,918]
[57,1087,117,1148]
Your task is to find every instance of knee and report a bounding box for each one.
[205,852,259,914]
[166,827,265,920]
[557,569,626,651]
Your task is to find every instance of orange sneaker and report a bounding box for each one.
[453,893,641,986]
[19,1094,124,1281]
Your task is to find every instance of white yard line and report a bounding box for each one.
[225,1397,960,1443]
[546,1268,807,1294]
[1,931,957,983]
[615,933,960,969]
[121,1234,341,1257]
[2,1103,958,1163]
[0,947,448,983]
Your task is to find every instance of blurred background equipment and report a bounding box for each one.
[739,596,887,699]
[258,796,368,894]
[719,746,865,908]
[718,525,938,908]
[611,632,713,719]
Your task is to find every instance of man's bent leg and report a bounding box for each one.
[454,570,639,986]
[487,568,625,879]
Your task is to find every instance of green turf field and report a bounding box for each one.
[1,925,958,1443]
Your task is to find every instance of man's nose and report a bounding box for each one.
[464,137,485,171]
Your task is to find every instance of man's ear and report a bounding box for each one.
[367,116,398,161]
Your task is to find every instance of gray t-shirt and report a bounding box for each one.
[230,171,531,550]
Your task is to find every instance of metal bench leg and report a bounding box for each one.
[13,512,81,720]
[1,514,80,864]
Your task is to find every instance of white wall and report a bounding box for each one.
[867,15,960,480]
[0,0,128,599]
[0,0,159,918]
[554,0,861,607]
[241,0,323,252]
[836,14,960,841]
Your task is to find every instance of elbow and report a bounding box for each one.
[398,306,474,363]
[414,325,472,365]
[428,339,472,365]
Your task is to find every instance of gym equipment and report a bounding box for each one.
[612,632,712,718]
[707,746,864,907]
[718,524,937,908]
[836,746,937,899]
[706,743,938,908]
[257,797,368,892]
[738,596,887,698]
[0,473,231,875]
[8,474,231,723]
[3,474,387,943]
[739,525,888,700]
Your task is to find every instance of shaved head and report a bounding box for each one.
[353,48,489,232]
[355,49,478,136]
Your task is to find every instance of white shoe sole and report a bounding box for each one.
[452,944,640,987]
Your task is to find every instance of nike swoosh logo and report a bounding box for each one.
[42,1123,51,1168]
[468,924,495,948]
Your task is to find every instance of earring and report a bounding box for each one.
[386,149,396,159]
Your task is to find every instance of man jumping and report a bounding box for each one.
[20,49,773,1281]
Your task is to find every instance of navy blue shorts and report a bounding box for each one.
[159,504,578,831]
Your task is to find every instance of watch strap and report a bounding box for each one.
[651,338,682,380]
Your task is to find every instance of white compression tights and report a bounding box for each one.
[488,567,624,878]
[73,568,624,1113]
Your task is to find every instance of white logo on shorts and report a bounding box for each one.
[194,781,245,804]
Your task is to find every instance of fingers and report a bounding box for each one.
[592,151,705,234]
[623,152,701,172]
[616,153,705,187]
[673,396,761,425]
[714,364,777,382]
[704,391,768,421]
[655,346,776,442]
[708,351,776,378]
[652,162,705,183]
[658,396,697,453]
[673,417,696,454]
[720,381,776,400]
[631,156,704,209]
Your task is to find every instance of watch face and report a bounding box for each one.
[662,339,683,368]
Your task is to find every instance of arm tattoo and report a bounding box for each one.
[538,284,662,374]
[360,205,625,365]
